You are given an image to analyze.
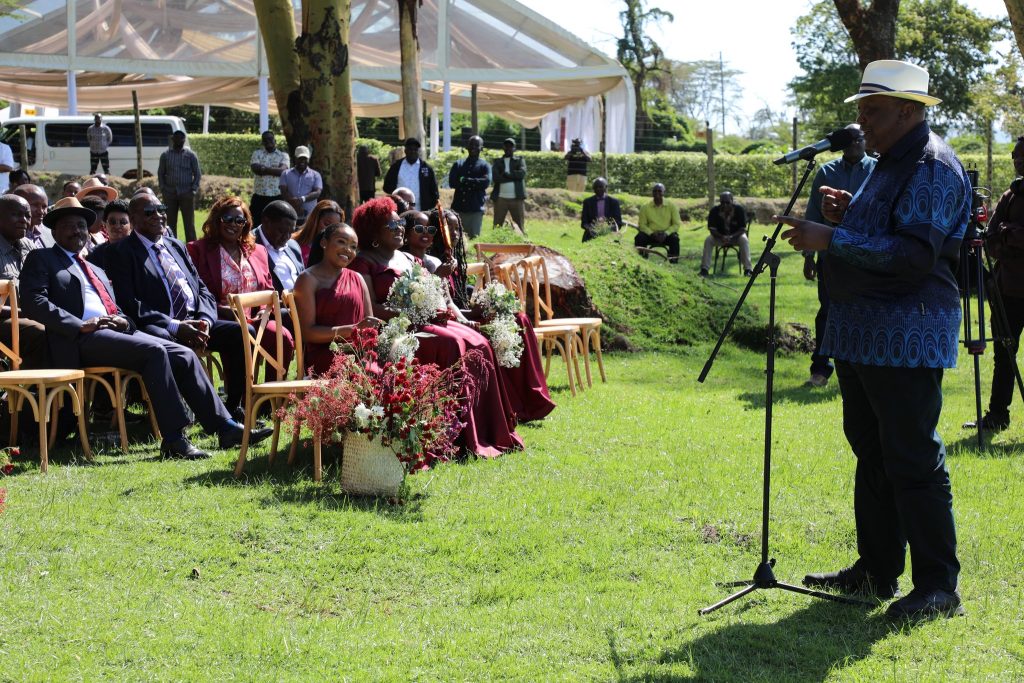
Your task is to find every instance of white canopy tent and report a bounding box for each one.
[0,0,635,152]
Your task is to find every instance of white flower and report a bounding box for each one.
[353,402,372,428]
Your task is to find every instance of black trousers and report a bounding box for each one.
[987,291,1024,419]
[835,360,960,592]
[89,151,110,174]
[810,253,833,378]
[206,319,248,414]
[78,329,232,439]
[634,231,680,259]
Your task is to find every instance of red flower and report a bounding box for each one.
[1,464,11,475]
[9,448,19,458]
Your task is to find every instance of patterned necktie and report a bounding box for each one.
[152,242,191,320]
[74,253,119,316]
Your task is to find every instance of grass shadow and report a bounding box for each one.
[945,430,1024,458]
[737,383,840,409]
[619,600,894,682]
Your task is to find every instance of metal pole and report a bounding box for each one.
[202,105,210,135]
[471,84,479,134]
[133,90,143,182]
[792,116,798,193]
[258,76,270,133]
[706,121,716,209]
[443,81,452,152]
[67,0,77,114]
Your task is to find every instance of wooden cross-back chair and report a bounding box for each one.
[0,280,92,472]
[229,290,319,480]
[520,255,607,387]
[473,243,535,263]
[282,289,324,477]
[82,367,160,453]
[465,262,491,288]
[494,261,583,396]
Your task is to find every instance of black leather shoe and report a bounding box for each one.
[218,425,274,449]
[886,588,964,620]
[803,562,899,599]
[161,437,211,460]
[962,412,1009,431]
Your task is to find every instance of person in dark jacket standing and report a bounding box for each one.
[448,135,491,239]
[356,145,381,205]
[491,138,527,233]
[382,138,439,211]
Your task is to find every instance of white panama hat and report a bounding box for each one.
[844,59,942,106]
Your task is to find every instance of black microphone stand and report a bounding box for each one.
[697,158,873,615]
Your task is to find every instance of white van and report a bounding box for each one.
[0,115,187,177]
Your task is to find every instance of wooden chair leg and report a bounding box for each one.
[312,438,322,482]
[268,397,281,466]
[557,336,576,397]
[47,392,61,452]
[8,394,18,448]
[111,372,129,453]
[130,376,161,441]
[572,335,586,391]
[233,398,254,478]
[593,328,607,383]
[38,386,49,474]
[579,329,593,388]
[73,381,92,461]
[287,423,300,466]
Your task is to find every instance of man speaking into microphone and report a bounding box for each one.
[775,60,970,620]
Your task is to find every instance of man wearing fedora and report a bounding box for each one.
[777,60,969,620]
[19,197,271,460]
[382,138,439,212]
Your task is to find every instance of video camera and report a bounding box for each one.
[965,167,991,243]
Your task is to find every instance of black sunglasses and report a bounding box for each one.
[143,205,168,216]
[385,219,404,231]
[220,215,248,226]
[412,224,437,235]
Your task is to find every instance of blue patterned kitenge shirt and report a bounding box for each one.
[824,121,970,369]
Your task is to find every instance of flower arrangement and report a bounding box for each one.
[470,282,524,368]
[385,264,450,326]
[376,314,420,363]
[289,327,478,470]
[0,447,18,476]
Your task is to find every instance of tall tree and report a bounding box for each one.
[255,0,357,210]
[1006,0,1024,56]
[666,59,744,136]
[832,0,901,69]
[617,0,673,145]
[397,0,425,145]
[791,0,1004,134]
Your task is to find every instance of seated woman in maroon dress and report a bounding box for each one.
[292,199,344,265]
[349,197,523,457]
[420,208,555,422]
[187,196,294,383]
[293,222,379,377]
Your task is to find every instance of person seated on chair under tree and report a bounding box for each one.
[702,191,753,277]
[581,177,622,242]
[635,183,680,261]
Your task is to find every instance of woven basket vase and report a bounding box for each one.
[341,432,405,497]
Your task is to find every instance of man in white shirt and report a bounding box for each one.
[253,200,303,294]
[0,140,16,194]
[382,138,439,211]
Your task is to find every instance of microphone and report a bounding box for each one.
[773,128,860,165]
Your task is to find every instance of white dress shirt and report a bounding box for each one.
[60,247,108,321]
[396,158,422,209]
[258,232,299,290]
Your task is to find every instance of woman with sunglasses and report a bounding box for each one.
[187,196,294,385]
[402,210,456,278]
[349,197,523,458]
[292,199,344,265]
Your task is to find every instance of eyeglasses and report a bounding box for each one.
[385,220,404,232]
[412,224,437,235]
[143,205,168,216]
[220,215,248,226]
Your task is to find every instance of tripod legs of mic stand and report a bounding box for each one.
[698,251,873,616]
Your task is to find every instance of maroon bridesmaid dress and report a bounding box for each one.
[305,268,367,377]
[349,255,523,457]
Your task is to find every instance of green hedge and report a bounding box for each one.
[188,134,1015,200]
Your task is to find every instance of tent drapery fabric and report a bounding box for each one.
[0,0,635,152]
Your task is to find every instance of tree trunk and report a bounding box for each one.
[1006,0,1024,59]
[295,0,357,213]
[832,0,900,70]
[254,0,301,149]
[398,0,425,147]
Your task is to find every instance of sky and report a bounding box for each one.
[513,0,1013,136]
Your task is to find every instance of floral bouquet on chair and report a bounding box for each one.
[470,282,524,368]
[289,327,477,471]
[385,264,450,327]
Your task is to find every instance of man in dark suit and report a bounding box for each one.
[580,177,623,242]
[105,193,250,419]
[19,197,271,460]
[253,200,303,293]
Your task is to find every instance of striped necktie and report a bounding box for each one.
[152,242,191,320]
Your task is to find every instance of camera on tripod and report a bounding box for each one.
[964,168,991,244]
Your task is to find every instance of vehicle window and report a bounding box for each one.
[45,123,90,147]
[109,123,174,147]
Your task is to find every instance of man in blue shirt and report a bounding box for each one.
[802,123,876,388]
[777,60,969,621]
[448,135,490,239]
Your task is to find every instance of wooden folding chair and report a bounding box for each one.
[521,255,607,387]
[465,261,491,287]
[495,261,583,396]
[0,280,92,472]
[473,242,534,262]
[229,290,319,480]
[82,368,161,452]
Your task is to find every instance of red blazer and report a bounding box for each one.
[186,237,274,319]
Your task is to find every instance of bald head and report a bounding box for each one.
[0,194,32,242]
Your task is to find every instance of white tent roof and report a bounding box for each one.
[0,0,635,150]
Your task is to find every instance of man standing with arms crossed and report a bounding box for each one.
[87,113,113,175]
[777,61,968,620]
[158,130,202,242]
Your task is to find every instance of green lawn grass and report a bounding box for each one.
[2,218,1023,680]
